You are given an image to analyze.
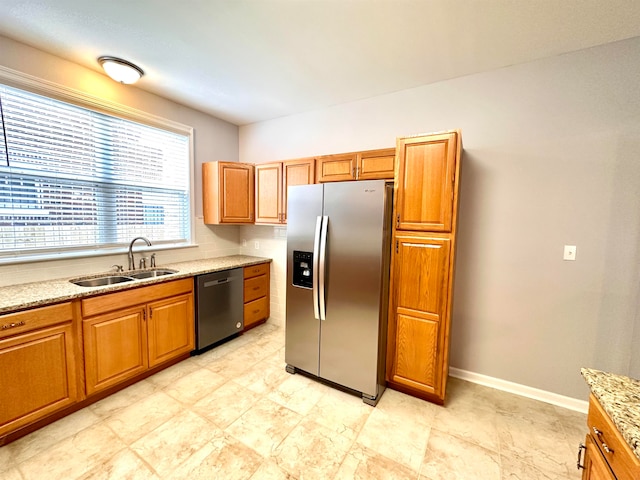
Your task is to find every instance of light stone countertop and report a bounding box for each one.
[0,255,271,315]
[581,368,640,461]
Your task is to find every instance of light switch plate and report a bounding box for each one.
[563,245,577,261]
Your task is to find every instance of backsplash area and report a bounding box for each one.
[0,219,241,288]
[239,224,286,326]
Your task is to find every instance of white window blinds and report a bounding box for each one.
[0,83,191,261]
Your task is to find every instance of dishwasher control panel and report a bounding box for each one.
[292,250,313,289]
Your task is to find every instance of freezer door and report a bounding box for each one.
[285,183,323,375]
[320,180,388,396]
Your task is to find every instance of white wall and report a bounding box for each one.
[239,37,640,400]
[0,35,241,286]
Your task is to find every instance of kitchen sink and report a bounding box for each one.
[71,269,178,287]
[72,275,135,287]
[128,269,177,279]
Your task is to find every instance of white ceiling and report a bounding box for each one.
[0,1,639,126]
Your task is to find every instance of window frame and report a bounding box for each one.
[0,65,196,265]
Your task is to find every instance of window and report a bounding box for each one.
[0,82,192,263]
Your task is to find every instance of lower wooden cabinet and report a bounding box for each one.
[386,233,452,403]
[581,394,640,480]
[582,434,615,480]
[0,303,79,438]
[243,262,270,330]
[147,294,194,367]
[83,307,148,395]
[82,278,194,395]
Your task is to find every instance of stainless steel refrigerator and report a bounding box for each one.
[285,180,392,405]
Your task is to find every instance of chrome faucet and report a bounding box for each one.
[128,237,152,270]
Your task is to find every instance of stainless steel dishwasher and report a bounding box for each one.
[195,268,243,353]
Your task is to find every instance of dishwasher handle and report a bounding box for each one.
[202,277,236,288]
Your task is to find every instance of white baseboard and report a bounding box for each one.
[449,367,588,414]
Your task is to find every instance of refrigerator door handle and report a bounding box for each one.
[312,216,322,320]
[318,215,329,320]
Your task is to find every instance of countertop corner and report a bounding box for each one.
[581,367,640,460]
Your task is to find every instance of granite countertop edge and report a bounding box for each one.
[0,255,272,315]
[581,367,640,461]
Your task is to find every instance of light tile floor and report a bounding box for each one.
[1,323,586,479]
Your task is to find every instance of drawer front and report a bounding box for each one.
[587,394,640,479]
[244,296,269,327]
[244,263,269,280]
[81,278,193,317]
[0,302,73,339]
[244,275,268,303]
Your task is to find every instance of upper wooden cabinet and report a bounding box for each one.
[358,148,396,180]
[255,158,314,224]
[316,153,357,182]
[203,161,255,224]
[316,148,395,182]
[395,132,459,232]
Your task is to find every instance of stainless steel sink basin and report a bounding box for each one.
[128,269,177,279]
[71,269,178,287]
[72,275,135,287]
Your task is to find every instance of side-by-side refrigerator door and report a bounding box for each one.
[285,183,324,375]
[320,180,387,396]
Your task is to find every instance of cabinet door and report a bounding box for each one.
[220,163,255,223]
[147,294,194,368]
[583,435,616,480]
[282,158,314,222]
[0,323,78,437]
[357,148,395,180]
[395,132,458,232]
[83,307,148,395]
[387,235,451,399]
[316,153,356,182]
[255,162,282,224]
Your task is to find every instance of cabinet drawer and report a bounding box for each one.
[244,275,268,303]
[587,394,640,479]
[244,296,269,327]
[244,263,269,280]
[0,302,73,340]
[81,278,193,317]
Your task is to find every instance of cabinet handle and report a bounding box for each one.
[253,309,260,314]
[1,320,25,330]
[577,443,585,470]
[143,310,146,321]
[592,426,602,436]
[253,286,260,291]
[149,308,153,319]
[396,215,400,228]
[602,442,614,454]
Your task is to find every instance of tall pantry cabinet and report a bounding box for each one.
[386,131,461,405]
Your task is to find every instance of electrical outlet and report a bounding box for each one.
[563,245,577,261]
[254,241,259,250]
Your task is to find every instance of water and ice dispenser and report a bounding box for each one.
[292,251,313,288]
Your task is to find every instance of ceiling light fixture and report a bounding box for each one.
[98,56,144,84]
